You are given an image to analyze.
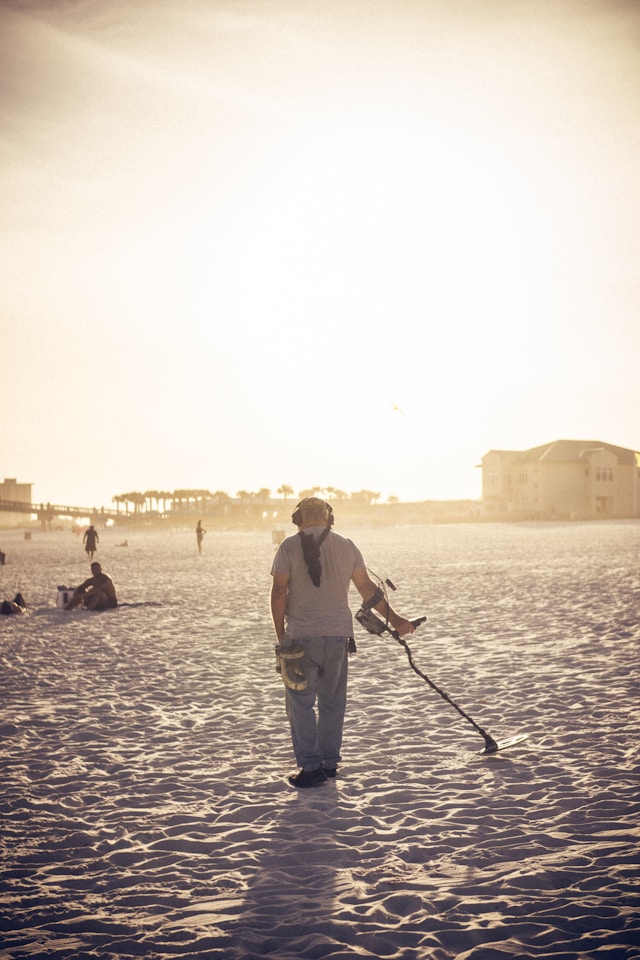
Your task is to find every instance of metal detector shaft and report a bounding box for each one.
[388,621,499,753]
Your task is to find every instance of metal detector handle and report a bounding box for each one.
[389,615,426,642]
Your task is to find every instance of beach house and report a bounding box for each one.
[0,478,33,527]
[481,440,640,520]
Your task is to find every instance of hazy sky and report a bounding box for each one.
[2,0,639,508]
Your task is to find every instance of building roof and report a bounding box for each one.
[519,439,638,465]
[482,450,522,459]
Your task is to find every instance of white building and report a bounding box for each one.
[481,440,640,520]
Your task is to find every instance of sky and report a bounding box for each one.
[1,0,639,509]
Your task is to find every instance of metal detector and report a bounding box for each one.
[355,606,528,754]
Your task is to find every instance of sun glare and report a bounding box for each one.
[210,117,531,398]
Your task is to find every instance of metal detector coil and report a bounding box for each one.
[355,600,527,755]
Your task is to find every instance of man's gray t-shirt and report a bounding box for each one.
[271,526,366,639]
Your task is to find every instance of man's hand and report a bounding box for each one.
[392,617,415,637]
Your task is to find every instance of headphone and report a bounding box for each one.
[291,499,334,528]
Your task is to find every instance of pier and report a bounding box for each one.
[0,499,118,526]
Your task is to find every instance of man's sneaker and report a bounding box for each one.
[323,767,337,778]
[288,767,327,788]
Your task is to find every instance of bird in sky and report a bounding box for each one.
[387,399,407,417]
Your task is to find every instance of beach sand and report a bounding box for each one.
[1,520,638,959]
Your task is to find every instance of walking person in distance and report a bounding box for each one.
[83,524,99,560]
[196,520,206,555]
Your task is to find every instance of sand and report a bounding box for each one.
[1,520,639,959]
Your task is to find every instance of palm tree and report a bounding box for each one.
[144,490,162,513]
[128,492,146,514]
[277,485,294,502]
[351,489,380,505]
[195,489,214,512]
[172,489,192,511]
[298,487,323,500]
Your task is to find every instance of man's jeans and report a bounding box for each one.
[284,636,349,771]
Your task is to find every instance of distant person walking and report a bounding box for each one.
[65,562,117,610]
[196,520,206,555]
[0,547,5,565]
[83,525,99,560]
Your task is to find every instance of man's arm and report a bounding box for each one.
[351,568,414,636]
[270,572,289,642]
[101,575,117,600]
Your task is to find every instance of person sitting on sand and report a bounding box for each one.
[65,562,117,610]
[1,592,26,615]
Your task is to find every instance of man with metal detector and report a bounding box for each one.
[270,496,416,788]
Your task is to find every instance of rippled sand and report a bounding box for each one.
[1,521,639,959]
